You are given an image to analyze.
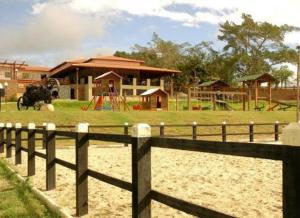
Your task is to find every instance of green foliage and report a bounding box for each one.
[115,14,299,90]
[272,65,294,87]
[218,14,299,77]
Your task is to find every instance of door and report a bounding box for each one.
[108,80,115,93]
[70,88,75,99]
[156,96,161,108]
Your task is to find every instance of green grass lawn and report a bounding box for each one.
[0,159,60,217]
[0,100,296,142]
[0,99,296,125]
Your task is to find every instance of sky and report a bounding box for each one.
[0,0,300,69]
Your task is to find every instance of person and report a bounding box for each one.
[108,81,115,93]
[40,74,48,87]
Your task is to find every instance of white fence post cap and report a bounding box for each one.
[42,122,47,127]
[160,122,165,126]
[76,123,89,133]
[250,121,254,124]
[6,123,12,128]
[193,121,197,125]
[132,123,151,137]
[0,123,4,128]
[46,123,56,131]
[124,122,129,126]
[275,121,279,124]
[28,123,35,129]
[222,121,226,125]
[15,123,22,129]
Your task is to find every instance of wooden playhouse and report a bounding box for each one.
[140,88,168,111]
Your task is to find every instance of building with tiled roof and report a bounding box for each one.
[0,61,50,99]
[50,55,180,100]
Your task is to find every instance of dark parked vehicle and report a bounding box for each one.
[17,78,60,111]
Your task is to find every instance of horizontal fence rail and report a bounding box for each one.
[28,121,288,143]
[0,121,298,218]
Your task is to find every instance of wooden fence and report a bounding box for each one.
[0,122,299,218]
[90,121,287,142]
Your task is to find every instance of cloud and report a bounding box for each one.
[66,0,300,27]
[2,0,300,65]
[0,1,107,57]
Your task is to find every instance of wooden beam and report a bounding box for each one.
[255,80,258,108]
[269,80,272,107]
[76,68,79,100]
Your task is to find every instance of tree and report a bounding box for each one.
[272,66,294,88]
[218,14,299,78]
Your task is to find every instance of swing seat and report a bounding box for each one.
[192,106,201,110]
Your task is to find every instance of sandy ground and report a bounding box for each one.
[0,145,282,218]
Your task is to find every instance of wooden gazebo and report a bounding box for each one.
[237,73,276,110]
[199,80,230,91]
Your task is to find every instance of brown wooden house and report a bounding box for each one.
[140,88,168,111]
[93,71,122,95]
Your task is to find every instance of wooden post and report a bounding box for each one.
[170,77,174,99]
[15,123,22,165]
[46,123,56,191]
[42,123,47,149]
[27,123,36,176]
[124,122,129,147]
[6,123,12,158]
[242,82,246,111]
[76,123,89,217]
[187,88,191,111]
[160,122,165,137]
[212,94,216,111]
[222,121,227,142]
[248,83,251,111]
[282,149,300,218]
[176,92,178,111]
[249,121,254,142]
[76,68,79,100]
[192,122,197,140]
[0,123,4,153]
[269,81,272,107]
[274,121,279,142]
[255,80,258,109]
[132,123,151,218]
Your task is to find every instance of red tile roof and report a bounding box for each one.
[21,66,51,72]
[72,62,180,73]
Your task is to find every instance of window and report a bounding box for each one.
[22,73,30,79]
[5,71,11,79]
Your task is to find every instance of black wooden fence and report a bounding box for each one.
[0,122,299,218]
[90,121,287,142]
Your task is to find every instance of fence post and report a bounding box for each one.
[274,121,279,142]
[222,121,227,142]
[132,123,151,218]
[15,123,22,165]
[160,122,165,137]
[282,149,300,218]
[42,122,47,149]
[249,121,254,142]
[6,123,12,158]
[124,122,129,147]
[192,122,197,140]
[0,123,4,153]
[27,123,36,176]
[46,123,56,191]
[76,123,89,217]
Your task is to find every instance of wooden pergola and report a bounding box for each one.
[237,73,276,110]
[198,80,230,91]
